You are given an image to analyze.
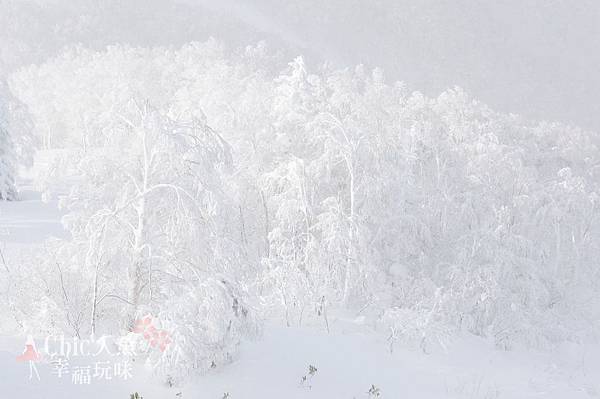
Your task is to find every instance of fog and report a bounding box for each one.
[2,0,598,129]
[194,0,600,131]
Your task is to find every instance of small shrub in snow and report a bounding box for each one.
[367,384,381,397]
[299,364,318,389]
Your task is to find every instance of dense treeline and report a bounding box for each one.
[2,41,599,380]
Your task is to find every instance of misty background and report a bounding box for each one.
[1,0,599,131]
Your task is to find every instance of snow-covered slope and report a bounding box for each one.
[0,189,65,244]
[2,319,600,398]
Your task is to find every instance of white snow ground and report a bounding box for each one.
[1,172,600,398]
[1,317,600,398]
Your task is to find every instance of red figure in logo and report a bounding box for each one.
[16,343,42,362]
[16,335,41,380]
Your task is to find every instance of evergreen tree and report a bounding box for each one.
[0,95,16,200]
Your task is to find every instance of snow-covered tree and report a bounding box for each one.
[0,119,16,200]
[0,82,18,200]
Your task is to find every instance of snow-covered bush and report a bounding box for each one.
[148,277,258,382]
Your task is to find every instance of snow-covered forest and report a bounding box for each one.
[1,1,600,398]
